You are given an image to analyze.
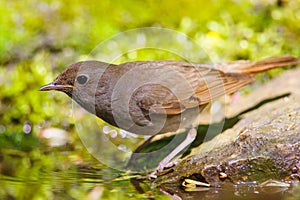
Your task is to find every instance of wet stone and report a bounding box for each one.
[156,67,300,187]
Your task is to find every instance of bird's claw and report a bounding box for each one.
[148,158,180,179]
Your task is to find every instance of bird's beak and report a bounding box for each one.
[39,82,74,91]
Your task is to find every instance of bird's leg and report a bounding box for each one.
[149,127,197,178]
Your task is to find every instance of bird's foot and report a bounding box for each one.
[148,158,180,179]
[147,128,197,179]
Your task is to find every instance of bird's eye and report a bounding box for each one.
[76,75,88,85]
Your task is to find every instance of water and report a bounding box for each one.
[1,149,300,200]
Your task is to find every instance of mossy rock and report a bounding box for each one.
[156,67,300,187]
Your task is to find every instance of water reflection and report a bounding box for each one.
[1,148,300,200]
[158,181,300,200]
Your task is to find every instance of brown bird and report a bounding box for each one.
[39,55,299,174]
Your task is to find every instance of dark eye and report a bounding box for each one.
[76,75,88,85]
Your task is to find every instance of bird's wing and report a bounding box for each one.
[131,61,254,115]
[133,83,186,115]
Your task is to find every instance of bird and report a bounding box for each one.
[39,55,299,175]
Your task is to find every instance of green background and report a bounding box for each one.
[0,0,300,199]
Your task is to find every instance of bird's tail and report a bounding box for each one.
[222,55,300,74]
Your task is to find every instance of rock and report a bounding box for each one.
[156,67,300,187]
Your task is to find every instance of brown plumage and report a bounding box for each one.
[40,55,299,135]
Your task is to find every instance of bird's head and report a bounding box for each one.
[39,61,112,112]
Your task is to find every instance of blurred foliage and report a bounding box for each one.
[0,0,300,199]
